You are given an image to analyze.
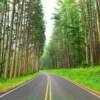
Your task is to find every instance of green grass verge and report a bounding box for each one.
[0,73,39,91]
[45,67,100,91]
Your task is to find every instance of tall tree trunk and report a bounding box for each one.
[4,0,16,78]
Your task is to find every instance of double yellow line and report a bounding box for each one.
[45,76,52,100]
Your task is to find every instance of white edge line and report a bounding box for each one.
[0,75,40,98]
[59,76,100,98]
[68,79,100,98]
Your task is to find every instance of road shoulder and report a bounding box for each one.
[0,73,40,97]
[50,74,100,97]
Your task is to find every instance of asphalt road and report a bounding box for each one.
[0,73,100,100]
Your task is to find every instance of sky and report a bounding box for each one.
[41,0,57,45]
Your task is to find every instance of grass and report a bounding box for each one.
[45,67,100,92]
[0,73,39,92]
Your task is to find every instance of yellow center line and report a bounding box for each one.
[45,77,49,100]
[49,77,52,100]
[44,76,52,100]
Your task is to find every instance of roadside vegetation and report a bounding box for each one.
[45,67,100,92]
[0,73,39,92]
[40,0,100,93]
[41,0,100,68]
[0,0,45,79]
[0,0,45,93]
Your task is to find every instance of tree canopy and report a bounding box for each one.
[41,0,100,69]
[0,0,45,79]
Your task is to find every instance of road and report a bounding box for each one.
[0,73,100,100]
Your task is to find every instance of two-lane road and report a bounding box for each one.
[0,73,100,100]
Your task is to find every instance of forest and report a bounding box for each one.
[0,0,100,99]
[41,0,100,69]
[0,0,100,78]
[0,0,45,79]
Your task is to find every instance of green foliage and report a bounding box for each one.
[41,0,85,68]
[27,0,45,57]
[0,0,45,78]
[45,67,100,91]
[0,73,39,91]
[0,1,3,12]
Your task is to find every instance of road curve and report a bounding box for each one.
[0,73,100,100]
